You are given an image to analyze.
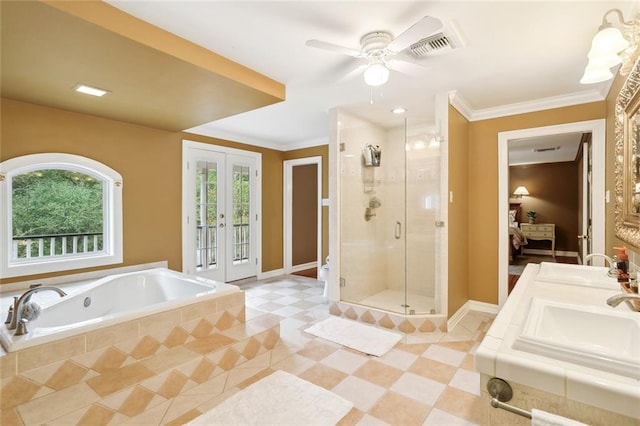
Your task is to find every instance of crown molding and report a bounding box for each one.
[184,126,327,152]
[281,136,328,151]
[449,88,609,122]
[189,86,611,150]
[183,126,284,151]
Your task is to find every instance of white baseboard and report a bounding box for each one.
[447,300,500,331]
[289,261,318,273]
[522,249,578,258]
[257,268,284,280]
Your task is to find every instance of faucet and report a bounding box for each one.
[606,293,640,312]
[6,285,66,336]
[583,253,617,277]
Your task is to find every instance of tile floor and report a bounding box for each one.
[181,274,495,426]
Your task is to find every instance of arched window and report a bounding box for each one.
[1,153,123,278]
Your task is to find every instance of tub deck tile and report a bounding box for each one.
[183,333,236,355]
[139,345,200,376]
[46,360,89,390]
[77,404,116,426]
[0,407,23,426]
[17,334,86,373]
[0,376,40,410]
[0,352,16,380]
[86,363,156,397]
[130,336,162,360]
[163,326,190,348]
[17,382,101,425]
[92,347,129,372]
[86,322,140,352]
[117,385,157,417]
[157,370,190,399]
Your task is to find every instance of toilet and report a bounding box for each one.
[319,257,329,301]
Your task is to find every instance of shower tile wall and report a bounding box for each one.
[405,126,440,308]
[338,110,439,313]
[339,114,388,303]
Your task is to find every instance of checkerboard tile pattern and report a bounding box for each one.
[187,275,495,426]
[1,275,494,425]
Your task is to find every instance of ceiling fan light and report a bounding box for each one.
[364,63,390,86]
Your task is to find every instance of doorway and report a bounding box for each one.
[182,140,261,282]
[497,120,605,306]
[283,157,322,276]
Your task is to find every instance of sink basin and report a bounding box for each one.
[535,262,619,289]
[513,298,640,378]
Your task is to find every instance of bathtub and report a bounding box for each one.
[0,268,240,352]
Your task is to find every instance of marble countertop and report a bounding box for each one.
[475,263,640,419]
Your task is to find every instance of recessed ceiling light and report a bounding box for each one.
[391,107,407,114]
[74,84,109,97]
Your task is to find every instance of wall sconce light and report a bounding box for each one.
[513,186,529,198]
[581,9,640,84]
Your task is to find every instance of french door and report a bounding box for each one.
[183,141,260,282]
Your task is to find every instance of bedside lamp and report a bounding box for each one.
[513,186,529,198]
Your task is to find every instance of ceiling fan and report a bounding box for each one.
[306,16,459,87]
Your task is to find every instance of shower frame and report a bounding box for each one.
[328,101,450,332]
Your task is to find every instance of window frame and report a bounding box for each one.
[0,153,123,278]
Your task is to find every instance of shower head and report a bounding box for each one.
[369,197,381,209]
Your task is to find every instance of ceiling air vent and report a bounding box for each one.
[532,146,560,153]
[408,22,465,58]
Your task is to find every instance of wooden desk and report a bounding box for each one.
[520,223,555,257]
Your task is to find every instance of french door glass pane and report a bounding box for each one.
[196,161,218,271]
[232,164,250,264]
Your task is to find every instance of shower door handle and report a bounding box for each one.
[394,221,402,240]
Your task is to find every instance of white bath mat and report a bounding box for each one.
[187,370,352,426]
[304,316,402,356]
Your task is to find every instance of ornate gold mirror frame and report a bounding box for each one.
[615,56,640,246]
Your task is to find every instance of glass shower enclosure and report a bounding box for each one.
[338,111,441,315]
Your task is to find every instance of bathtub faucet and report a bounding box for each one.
[7,286,67,336]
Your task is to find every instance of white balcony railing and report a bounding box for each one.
[12,232,103,260]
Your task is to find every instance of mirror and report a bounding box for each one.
[616,56,640,246]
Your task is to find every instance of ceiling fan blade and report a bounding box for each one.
[387,59,431,76]
[387,16,443,53]
[338,63,368,83]
[305,39,363,57]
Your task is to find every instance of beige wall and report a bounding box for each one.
[0,98,329,284]
[448,104,470,316]
[467,102,607,304]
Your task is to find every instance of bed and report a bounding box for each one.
[508,204,527,262]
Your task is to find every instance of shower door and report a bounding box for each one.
[339,114,441,315]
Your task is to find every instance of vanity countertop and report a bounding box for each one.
[475,263,640,419]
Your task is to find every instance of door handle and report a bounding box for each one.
[219,223,225,228]
[394,221,401,240]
